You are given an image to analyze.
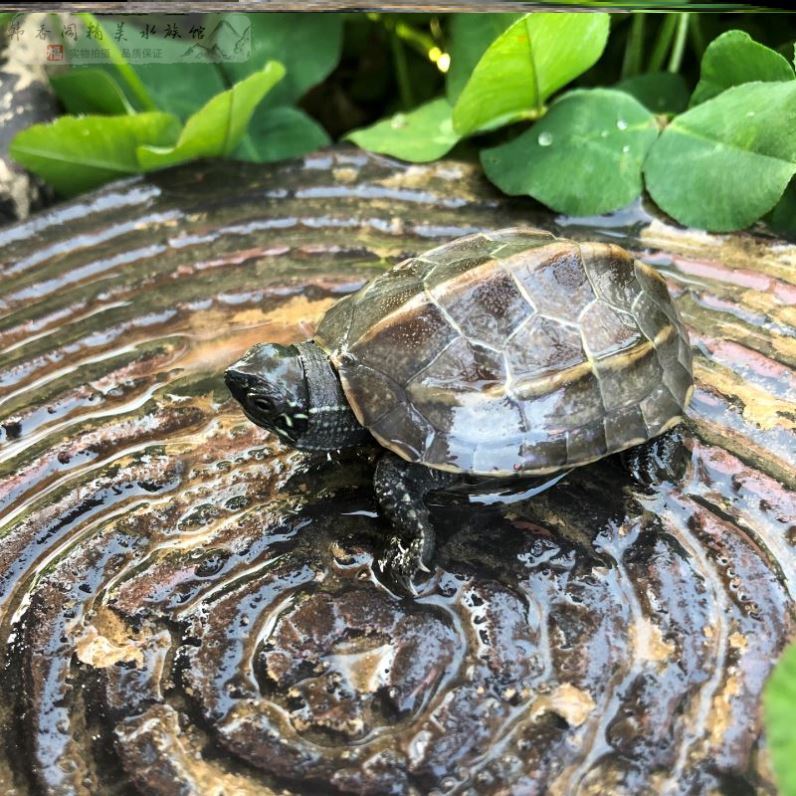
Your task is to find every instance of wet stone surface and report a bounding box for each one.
[0,149,793,794]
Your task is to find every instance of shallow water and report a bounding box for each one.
[0,150,793,794]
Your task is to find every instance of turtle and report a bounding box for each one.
[225,228,693,586]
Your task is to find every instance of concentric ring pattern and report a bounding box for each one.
[0,149,793,795]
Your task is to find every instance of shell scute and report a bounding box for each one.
[473,441,525,475]
[350,299,457,387]
[423,434,474,472]
[518,436,568,471]
[678,338,693,371]
[410,337,505,393]
[565,421,608,463]
[604,404,649,450]
[418,233,493,265]
[639,384,683,433]
[411,388,525,444]
[346,267,424,344]
[517,371,605,431]
[509,242,596,325]
[484,227,557,258]
[663,359,694,406]
[423,254,495,290]
[429,264,531,349]
[579,300,643,359]
[632,292,675,344]
[580,242,642,310]
[337,362,404,425]
[315,294,355,350]
[506,316,586,382]
[593,346,663,412]
[369,402,433,462]
[634,260,682,326]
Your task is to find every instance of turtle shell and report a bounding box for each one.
[314,228,694,476]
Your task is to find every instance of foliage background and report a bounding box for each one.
[4,11,796,237]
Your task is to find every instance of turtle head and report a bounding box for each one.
[225,343,310,445]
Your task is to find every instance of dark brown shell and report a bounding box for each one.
[315,228,693,476]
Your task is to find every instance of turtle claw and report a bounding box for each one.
[377,536,429,597]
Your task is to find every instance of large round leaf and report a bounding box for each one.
[452,13,609,136]
[616,72,689,115]
[644,81,796,231]
[445,13,522,103]
[347,99,459,163]
[481,89,658,216]
[222,13,344,107]
[9,113,180,197]
[690,30,794,107]
[235,106,330,163]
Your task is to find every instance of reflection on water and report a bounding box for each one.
[0,151,793,794]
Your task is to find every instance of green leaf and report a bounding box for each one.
[137,61,285,171]
[347,98,459,163]
[644,81,796,232]
[616,71,689,115]
[234,106,330,163]
[691,30,794,107]
[446,13,522,103]
[481,88,658,216]
[764,643,796,796]
[452,13,610,136]
[9,112,180,197]
[133,62,226,120]
[766,178,796,241]
[80,14,246,119]
[222,13,344,107]
[74,13,157,112]
[50,69,135,115]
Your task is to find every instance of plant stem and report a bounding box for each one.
[621,13,646,79]
[76,12,157,111]
[394,21,437,58]
[688,14,706,61]
[389,29,413,110]
[668,13,690,73]
[647,14,678,73]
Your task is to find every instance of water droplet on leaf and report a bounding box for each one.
[537,132,553,147]
[616,119,628,130]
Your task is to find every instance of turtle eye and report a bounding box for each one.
[252,395,275,414]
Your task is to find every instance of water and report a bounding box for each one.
[0,152,793,794]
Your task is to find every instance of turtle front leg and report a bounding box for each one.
[373,452,459,592]
[620,426,689,486]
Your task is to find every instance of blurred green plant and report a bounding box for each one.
[349,11,796,233]
[764,641,796,796]
[5,10,796,235]
[8,12,341,196]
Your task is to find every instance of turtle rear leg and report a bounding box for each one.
[373,452,459,593]
[620,426,688,487]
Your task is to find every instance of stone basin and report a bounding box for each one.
[0,148,793,795]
